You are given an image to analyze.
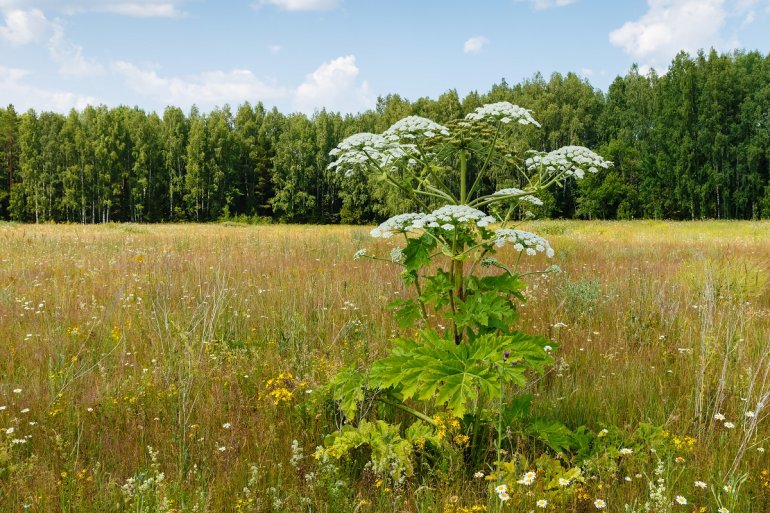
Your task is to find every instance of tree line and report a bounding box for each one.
[1,49,769,224]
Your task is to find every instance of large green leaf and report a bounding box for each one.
[328,366,366,420]
[369,329,552,418]
[323,420,416,477]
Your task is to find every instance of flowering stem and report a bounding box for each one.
[467,122,502,200]
[460,150,468,204]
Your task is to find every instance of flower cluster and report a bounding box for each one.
[492,187,544,206]
[383,115,449,140]
[525,146,611,179]
[370,206,496,238]
[493,229,555,257]
[465,101,541,127]
[370,213,429,238]
[328,132,409,176]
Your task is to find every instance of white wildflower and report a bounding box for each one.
[714,413,725,421]
[370,213,426,238]
[328,132,409,175]
[384,115,449,140]
[525,146,611,180]
[620,447,633,455]
[353,248,367,260]
[493,229,554,257]
[466,102,541,127]
[694,481,707,489]
[675,495,687,505]
[390,247,404,263]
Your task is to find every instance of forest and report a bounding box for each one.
[1,48,769,224]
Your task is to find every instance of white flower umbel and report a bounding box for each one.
[525,145,611,179]
[492,187,544,206]
[465,101,541,127]
[370,213,427,238]
[494,229,555,257]
[328,132,410,175]
[383,115,449,140]
[421,205,496,228]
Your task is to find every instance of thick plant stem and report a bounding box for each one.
[460,150,468,204]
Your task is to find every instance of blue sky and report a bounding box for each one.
[1,0,769,114]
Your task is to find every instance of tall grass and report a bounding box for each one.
[0,220,768,512]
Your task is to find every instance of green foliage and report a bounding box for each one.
[369,329,551,418]
[322,420,439,479]
[2,50,770,224]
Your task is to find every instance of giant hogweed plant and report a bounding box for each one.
[317,102,611,481]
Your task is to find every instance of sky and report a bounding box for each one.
[1,0,769,115]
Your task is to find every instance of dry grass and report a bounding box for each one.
[0,220,769,512]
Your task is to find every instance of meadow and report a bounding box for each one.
[1,220,769,513]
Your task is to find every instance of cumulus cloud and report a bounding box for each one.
[0,64,99,111]
[463,36,489,54]
[255,0,340,11]
[112,61,289,108]
[0,7,103,78]
[293,55,374,114]
[0,8,51,45]
[609,0,727,65]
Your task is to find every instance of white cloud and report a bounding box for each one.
[269,44,282,54]
[255,0,340,11]
[0,64,99,111]
[0,8,51,45]
[48,25,104,77]
[609,0,727,66]
[293,55,374,114]
[529,0,576,10]
[463,36,489,54]
[0,8,103,78]
[112,61,289,108]
[113,55,374,114]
